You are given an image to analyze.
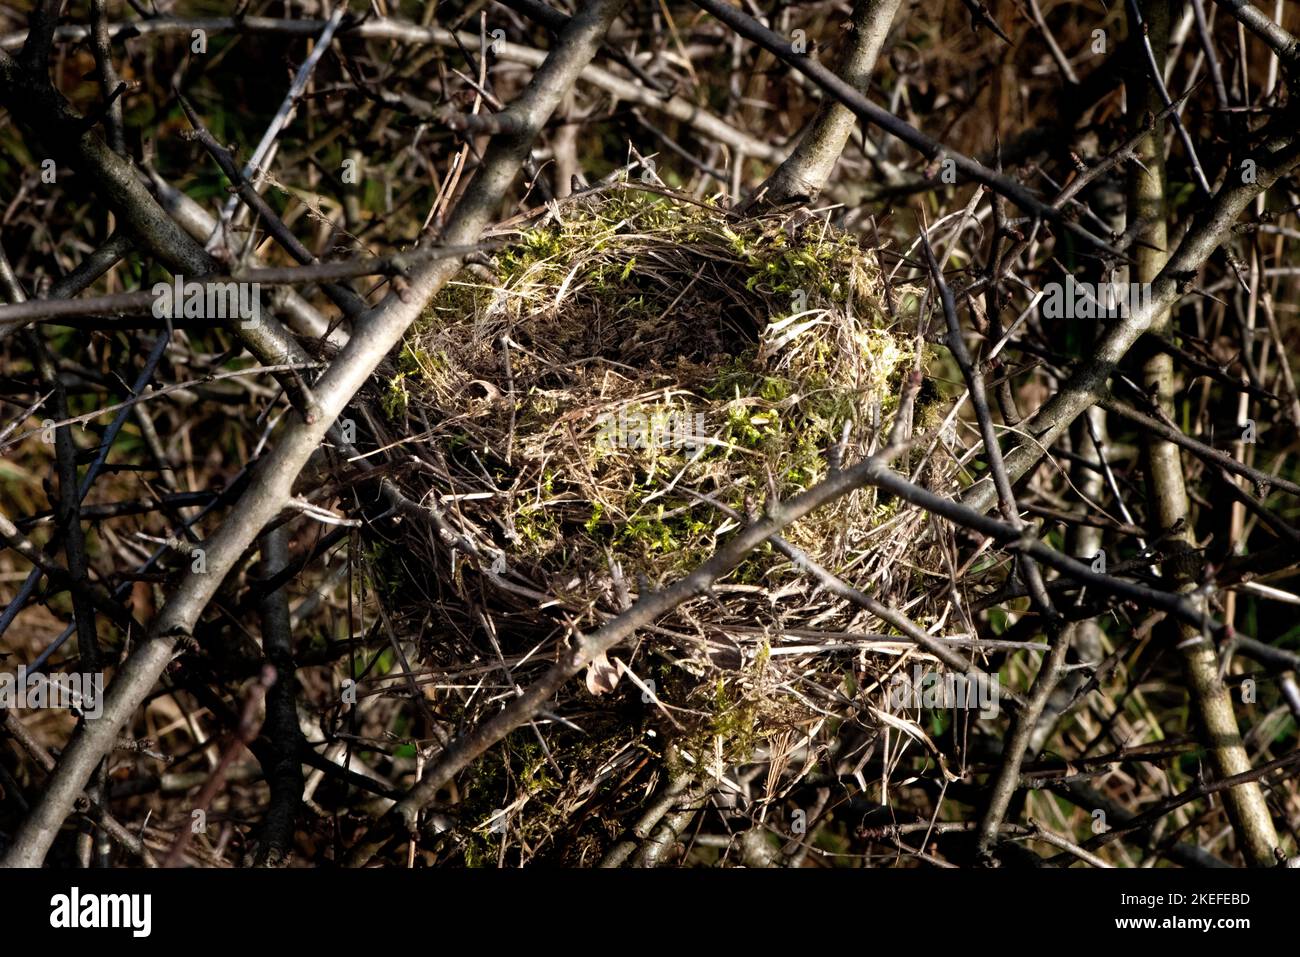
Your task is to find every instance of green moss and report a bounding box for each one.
[382,371,410,418]
[513,501,560,548]
[699,675,762,764]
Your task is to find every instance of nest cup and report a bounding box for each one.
[361,189,937,858]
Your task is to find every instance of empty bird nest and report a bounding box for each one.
[352,186,954,863]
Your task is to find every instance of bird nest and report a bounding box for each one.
[356,189,946,863]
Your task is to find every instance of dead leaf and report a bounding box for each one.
[585,651,620,695]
